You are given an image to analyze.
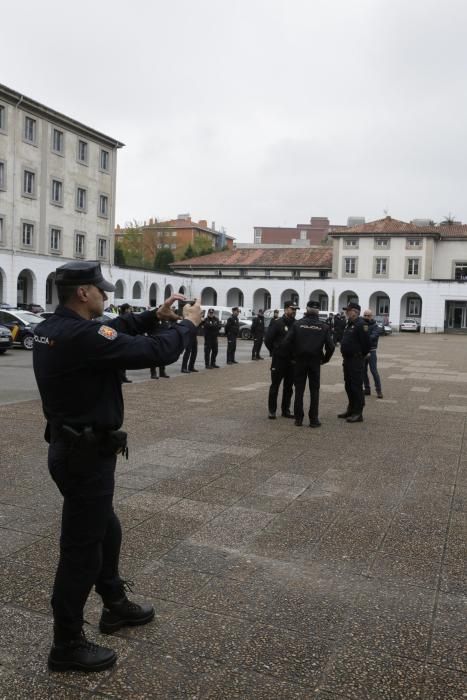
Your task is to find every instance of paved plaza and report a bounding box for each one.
[0,334,466,699]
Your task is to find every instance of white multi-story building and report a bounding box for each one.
[0,83,123,308]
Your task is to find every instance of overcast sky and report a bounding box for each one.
[3,0,467,240]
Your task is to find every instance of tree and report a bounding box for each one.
[183,244,195,259]
[442,213,457,225]
[114,244,126,266]
[154,248,175,272]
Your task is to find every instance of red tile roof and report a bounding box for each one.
[329,216,467,239]
[171,247,333,269]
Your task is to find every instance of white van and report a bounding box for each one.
[200,306,253,339]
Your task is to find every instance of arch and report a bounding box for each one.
[338,289,359,311]
[114,279,126,301]
[17,268,37,307]
[149,282,159,307]
[308,289,329,311]
[201,286,218,306]
[400,291,422,322]
[280,288,299,308]
[164,284,173,299]
[252,288,271,311]
[0,267,6,303]
[178,285,186,295]
[45,272,59,310]
[226,287,244,307]
[132,281,143,300]
[369,290,390,317]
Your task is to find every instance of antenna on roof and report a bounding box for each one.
[383,208,389,217]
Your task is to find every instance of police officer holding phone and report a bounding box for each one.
[33,261,201,672]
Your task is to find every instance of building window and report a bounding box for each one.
[97,238,107,258]
[344,257,357,275]
[254,229,262,244]
[22,222,34,247]
[375,238,390,249]
[406,238,422,249]
[239,269,247,276]
[0,160,5,190]
[376,296,390,314]
[319,270,328,278]
[22,169,36,197]
[454,262,467,280]
[100,149,109,171]
[265,269,271,277]
[50,227,61,252]
[24,116,37,144]
[292,270,300,278]
[0,216,4,243]
[77,140,88,164]
[98,194,109,218]
[0,104,6,132]
[407,297,421,316]
[52,128,64,154]
[170,243,177,249]
[51,179,63,205]
[343,238,359,248]
[375,257,388,276]
[75,232,86,256]
[407,258,420,276]
[76,187,87,211]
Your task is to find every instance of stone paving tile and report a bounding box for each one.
[189,506,275,549]
[128,559,213,604]
[440,557,467,596]
[423,664,467,700]
[0,669,91,699]
[0,527,44,558]
[235,493,298,513]
[445,511,467,564]
[428,592,467,672]
[188,484,244,506]
[200,667,313,699]
[5,535,60,572]
[161,541,231,575]
[317,646,426,699]
[380,513,448,558]
[367,551,441,589]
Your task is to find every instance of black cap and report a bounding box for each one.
[284,300,299,309]
[232,307,239,312]
[307,301,320,310]
[55,261,115,292]
[343,301,361,312]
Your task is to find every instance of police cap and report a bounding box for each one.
[284,300,299,309]
[55,261,115,292]
[307,300,320,309]
[343,301,361,312]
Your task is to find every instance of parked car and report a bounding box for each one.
[0,309,43,349]
[0,324,13,354]
[374,316,393,335]
[400,318,420,332]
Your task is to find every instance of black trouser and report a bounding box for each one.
[252,336,264,359]
[48,441,122,639]
[182,336,198,370]
[204,337,218,366]
[342,355,365,415]
[226,336,237,362]
[268,356,294,414]
[293,358,321,421]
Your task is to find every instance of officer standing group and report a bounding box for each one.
[225,306,240,364]
[251,309,265,360]
[338,301,371,423]
[283,301,334,427]
[32,261,201,672]
[202,308,221,369]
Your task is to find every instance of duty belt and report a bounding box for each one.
[50,424,129,459]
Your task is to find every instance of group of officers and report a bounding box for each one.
[31,259,381,674]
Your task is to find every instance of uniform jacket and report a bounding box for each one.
[283,314,335,363]
[225,315,240,339]
[33,306,195,432]
[202,315,221,339]
[367,318,381,350]
[340,316,371,357]
[265,315,295,358]
[251,315,265,339]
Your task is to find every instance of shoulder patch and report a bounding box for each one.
[98,325,117,340]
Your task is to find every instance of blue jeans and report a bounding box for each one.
[364,350,382,393]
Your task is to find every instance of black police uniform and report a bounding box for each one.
[33,264,196,646]
[181,334,198,372]
[284,311,334,424]
[340,315,371,418]
[203,313,220,368]
[251,314,265,360]
[264,313,296,416]
[225,314,240,363]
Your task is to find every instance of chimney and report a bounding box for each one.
[149,217,153,225]
[199,219,208,228]
[211,221,216,230]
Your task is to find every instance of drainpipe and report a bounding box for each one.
[10,95,24,303]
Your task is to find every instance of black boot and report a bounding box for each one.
[99,592,154,634]
[48,630,117,672]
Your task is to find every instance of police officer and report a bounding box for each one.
[264,300,298,419]
[251,309,265,360]
[338,301,371,423]
[283,301,334,427]
[203,308,220,368]
[32,261,201,672]
[225,307,240,364]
